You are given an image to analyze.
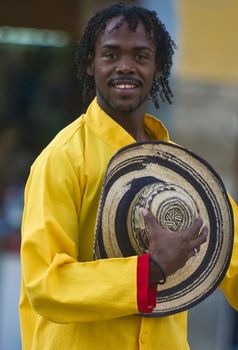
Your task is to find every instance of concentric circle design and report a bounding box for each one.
[129,183,199,253]
[93,141,234,317]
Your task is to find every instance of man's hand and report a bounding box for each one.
[141,208,208,284]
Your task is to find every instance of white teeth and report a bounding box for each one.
[115,84,136,89]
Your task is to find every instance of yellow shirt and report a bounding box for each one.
[20,98,238,350]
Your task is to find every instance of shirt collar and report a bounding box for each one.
[84,98,169,149]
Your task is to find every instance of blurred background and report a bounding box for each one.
[0,0,237,349]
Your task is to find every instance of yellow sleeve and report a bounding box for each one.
[21,146,138,323]
[220,194,238,310]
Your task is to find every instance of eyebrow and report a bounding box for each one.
[101,44,154,53]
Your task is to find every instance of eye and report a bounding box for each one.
[135,53,149,61]
[104,52,118,59]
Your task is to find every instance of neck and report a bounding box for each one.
[112,114,150,141]
[96,97,151,141]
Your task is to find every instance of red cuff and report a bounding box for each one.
[137,254,157,313]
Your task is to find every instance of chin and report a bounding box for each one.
[116,104,137,113]
[97,91,145,114]
[111,100,142,113]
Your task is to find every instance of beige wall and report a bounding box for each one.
[176,0,238,82]
[171,1,238,200]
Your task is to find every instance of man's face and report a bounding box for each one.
[87,16,158,117]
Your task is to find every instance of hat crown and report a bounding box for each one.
[129,181,199,253]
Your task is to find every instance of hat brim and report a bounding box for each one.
[94,141,234,316]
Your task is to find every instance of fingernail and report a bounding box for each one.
[140,208,149,216]
[195,217,203,225]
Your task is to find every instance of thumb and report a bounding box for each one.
[140,208,159,238]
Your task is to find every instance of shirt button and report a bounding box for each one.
[140,333,148,344]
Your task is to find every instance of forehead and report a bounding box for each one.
[96,16,155,49]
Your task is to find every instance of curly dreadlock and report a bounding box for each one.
[75,3,176,109]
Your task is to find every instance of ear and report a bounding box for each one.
[86,55,95,76]
[154,70,161,80]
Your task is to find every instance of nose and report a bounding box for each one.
[115,56,135,74]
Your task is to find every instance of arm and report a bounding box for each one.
[219,195,238,310]
[21,146,152,324]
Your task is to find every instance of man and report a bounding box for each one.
[20,3,238,349]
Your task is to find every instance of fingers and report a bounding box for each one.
[140,208,162,240]
[187,226,209,259]
[141,209,205,241]
[140,208,154,223]
[141,207,208,251]
[185,217,203,239]
[190,225,208,250]
[187,249,197,260]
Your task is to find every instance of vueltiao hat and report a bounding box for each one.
[93,141,234,316]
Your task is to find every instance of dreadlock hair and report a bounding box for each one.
[75,3,176,109]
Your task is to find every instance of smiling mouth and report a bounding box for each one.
[114,83,137,89]
[109,78,142,90]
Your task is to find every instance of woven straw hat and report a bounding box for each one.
[94,141,234,316]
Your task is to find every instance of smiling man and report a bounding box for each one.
[88,17,157,116]
[19,3,238,350]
